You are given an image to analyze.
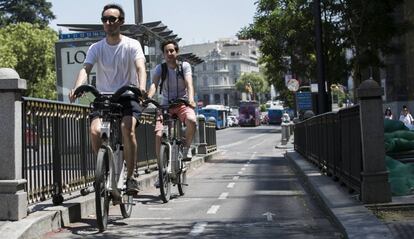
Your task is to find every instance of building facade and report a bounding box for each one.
[181,39,260,107]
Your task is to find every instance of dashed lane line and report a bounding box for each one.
[218,192,229,200]
[207,205,220,214]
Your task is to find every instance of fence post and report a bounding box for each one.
[0,68,28,220]
[358,78,391,203]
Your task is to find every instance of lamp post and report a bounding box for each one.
[313,0,329,113]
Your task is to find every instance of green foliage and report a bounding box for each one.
[0,0,55,28]
[0,23,58,99]
[239,0,406,104]
[235,72,269,98]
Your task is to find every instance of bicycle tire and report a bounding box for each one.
[158,144,171,203]
[95,148,110,232]
[177,146,187,196]
[177,170,187,196]
[120,161,133,218]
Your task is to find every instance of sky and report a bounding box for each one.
[48,0,258,45]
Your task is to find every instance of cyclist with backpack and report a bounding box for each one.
[147,39,197,161]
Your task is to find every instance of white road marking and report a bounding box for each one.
[238,171,243,174]
[244,164,250,167]
[241,167,246,171]
[207,205,220,214]
[227,182,235,188]
[263,212,275,221]
[218,192,229,200]
[233,176,240,180]
[148,207,172,211]
[189,222,208,236]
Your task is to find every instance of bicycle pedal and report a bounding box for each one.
[123,202,136,206]
[180,183,189,186]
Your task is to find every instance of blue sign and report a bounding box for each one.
[59,31,106,40]
[296,92,313,110]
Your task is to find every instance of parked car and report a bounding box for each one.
[227,115,239,127]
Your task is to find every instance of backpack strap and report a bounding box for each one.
[159,61,185,94]
[159,62,168,94]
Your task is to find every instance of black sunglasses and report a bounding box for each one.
[101,16,121,23]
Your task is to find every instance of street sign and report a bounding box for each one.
[296,92,312,110]
[287,79,299,92]
[59,31,106,40]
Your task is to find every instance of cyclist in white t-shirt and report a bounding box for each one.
[68,4,146,194]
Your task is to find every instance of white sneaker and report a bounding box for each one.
[183,147,192,161]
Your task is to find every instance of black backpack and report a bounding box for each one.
[159,61,185,94]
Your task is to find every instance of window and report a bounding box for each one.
[203,76,208,86]
[203,63,207,71]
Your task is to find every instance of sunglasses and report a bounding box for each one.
[101,16,121,23]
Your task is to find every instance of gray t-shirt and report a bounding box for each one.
[153,61,192,105]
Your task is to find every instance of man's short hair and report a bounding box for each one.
[161,40,179,52]
[102,4,125,21]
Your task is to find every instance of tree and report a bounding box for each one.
[235,72,269,102]
[0,0,55,28]
[0,23,58,99]
[238,0,407,105]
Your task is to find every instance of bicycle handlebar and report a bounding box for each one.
[73,84,143,102]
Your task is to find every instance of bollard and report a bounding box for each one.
[197,115,207,154]
[281,122,290,145]
[0,68,28,220]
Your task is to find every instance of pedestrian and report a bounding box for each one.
[147,39,197,161]
[68,3,147,195]
[384,107,393,120]
[399,105,414,129]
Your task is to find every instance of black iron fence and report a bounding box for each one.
[21,98,216,205]
[294,105,362,194]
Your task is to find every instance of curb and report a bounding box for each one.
[285,150,393,239]
[0,152,217,239]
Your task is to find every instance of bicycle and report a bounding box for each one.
[74,84,145,231]
[148,98,190,203]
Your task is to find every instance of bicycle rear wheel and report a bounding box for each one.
[95,147,110,232]
[158,144,171,203]
[120,161,133,218]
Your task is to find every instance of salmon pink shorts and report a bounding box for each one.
[155,104,196,137]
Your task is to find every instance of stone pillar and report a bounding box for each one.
[0,68,28,220]
[357,78,391,203]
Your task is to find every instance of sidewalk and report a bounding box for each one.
[0,152,217,239]
[285,150,393,238]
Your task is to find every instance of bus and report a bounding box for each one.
[268,105,284,125]
[198,104,228,129]
[238,101,260,127]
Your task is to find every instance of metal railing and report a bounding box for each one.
[294,105,362,194]
[21,98,216,205]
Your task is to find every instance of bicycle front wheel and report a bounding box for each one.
[158,144,171,203]
[95,147,110,232]
[177,148,187,196]
[120,161,133,218]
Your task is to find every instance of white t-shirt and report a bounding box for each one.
[84,36,145,92]
[153,61,192,105]
[400,113,414,129]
